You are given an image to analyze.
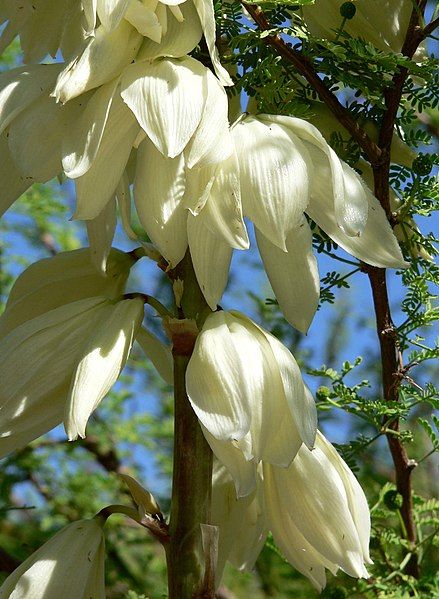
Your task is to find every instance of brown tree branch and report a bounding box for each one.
[365,4,431,576]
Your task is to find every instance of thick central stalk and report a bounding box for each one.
[166,253,214,598]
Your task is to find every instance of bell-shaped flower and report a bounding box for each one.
[263,431,372,589]
[68,53,232,228]
[186,113,407,331]
[81,0,232,85]
[0,247,134,337]
[186,310,317,477]
[121,55,230,159]
[0,518,106,598]
[0,0,86,63]
[212,431,371,592]
[302,0,423,57]
[0,296,144,457]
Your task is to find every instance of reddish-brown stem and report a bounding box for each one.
[241,0,435,578]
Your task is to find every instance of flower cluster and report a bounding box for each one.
[0,0,411,593]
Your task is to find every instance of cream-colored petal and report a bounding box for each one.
[136,0,202,59]
[269,441,369,578]
[256,218,319,334]
[0,519,105,599]
[134,137,188,266]
[82,0,98,31]
[184,70,232,169]
[211,462,267,587]
[187,213,232,309]
[53,21,142,103]
[0,298,110,458]
[229,312,305,466]
[263,463,335,591]
[255,324,317,450]
[8,95,81,183]
[62,78,119,178]
[186,311,253,441]
[97,0,130,30]
[233,116,310,250]
[192,0,233,86]
[315,431,372,565]
[121,56,208,158]
[65,298,144,440]
[125,0,162,42]
[75,93,139,220]
[305,150,408,268]
[116,171,138,240]
[0,63,61,135]
[0,249,132,337]
[202,427,257,497]
[86,198,117,274]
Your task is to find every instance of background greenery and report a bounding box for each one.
[0,2,438,597]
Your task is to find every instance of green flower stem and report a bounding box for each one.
[166,252,214,599]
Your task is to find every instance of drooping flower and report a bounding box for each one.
[0,64,97,217]
[0,296,144,457]
[185,113,407,331]
[0,0,86,63]
[186,310,317,493]
[80,0,233,85]
[63,54,232,234]
[211,431,372,591]
[302,0,424,57]
[0,518,106,598]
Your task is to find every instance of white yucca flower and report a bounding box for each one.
[0,296,144,457]
[0,0,86,63]
[186,113,407,332]
[186,310,317,495]
[212,432,372,591]
[81,0,232,85]
[302,0,424,58]
[0,519,105,599]
[0,64,72,203]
